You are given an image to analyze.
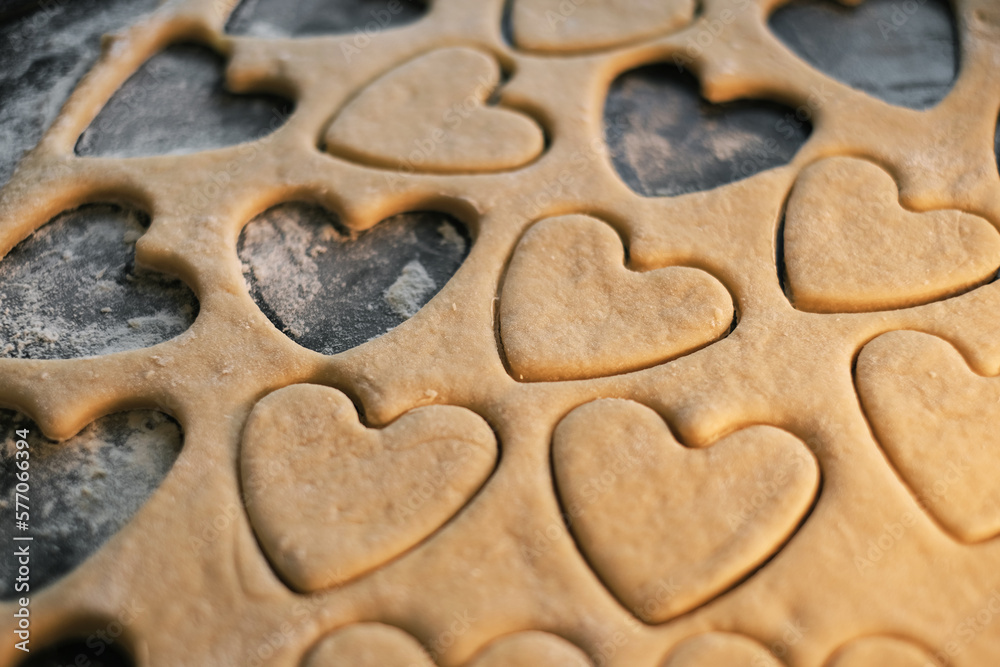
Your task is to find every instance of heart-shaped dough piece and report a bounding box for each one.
[856,330,1000,542]
[554,399,819,622]
[303,623,434,667]
[825,636,934,667]
[499,215,733,381]
[466,631,593,666]
[511,0,696,53]
[783,157,1000,312]
[242,384,498,591]
[323,47,544,173]
[661,633,782,667]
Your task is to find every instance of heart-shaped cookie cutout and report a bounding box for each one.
[499,215,733,381]
[323,47,544,173]
[304,623,434,667]
[554,399,819,622]
[511,0,695,53]
[825,636,934,667]
[783,157,1000,313]
[241,384,498,591]
[467,631,592,667]
[661,633,782,667]
[856,330,1000,542]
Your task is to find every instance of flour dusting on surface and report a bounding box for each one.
[0,204,198,359]
[0,0,159,186]
[385,260,436,319]
[0,409,182,598]
[238,203,470,355]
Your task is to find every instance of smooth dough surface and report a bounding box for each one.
[554,399,819,623]
[659,632,782,666]
[500,215,733,381]
[1,0,1000,665]
[856,330,1000,543]
[511,0,697,52]
[324,47,545,173]
[303,623,436,666]
[465,631,595,666]
[242,384,498,591]
[783,157,1000,313]
[823,635,934,667]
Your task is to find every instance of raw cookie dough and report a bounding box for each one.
[1,0,1000,665]
[323,47,545,173]
[242,384,498,591]
[499,215,732,381]
[553,399,819,623]
[824,636,935,667]
[511,0,696,53]
[856,330,1000,543]
[783,157,1000,313]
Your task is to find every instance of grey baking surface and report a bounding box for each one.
[226,0,426,37]
[0,409,183,601]
[76,42,294,158]
[0,0,973,663]
[13,641,132,667]
[238,203,470,356]
[0,204,198,360]
[604,66,811,197]
[769,0,957,110]
[0,0,159,188]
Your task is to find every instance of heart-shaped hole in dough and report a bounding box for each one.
[769,0,958,110]
[226,0,428,38]
[0,408,183,600]
[0,204,198,360]
[238,202,470,355]
[76,42,293,158]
